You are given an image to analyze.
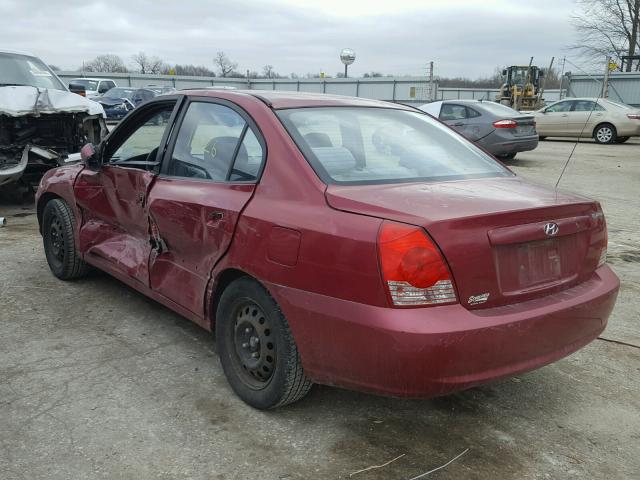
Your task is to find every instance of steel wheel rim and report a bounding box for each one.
[48,215,65,262]
[597,127,612,143]
[231,301,276,389]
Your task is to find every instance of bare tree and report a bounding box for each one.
[131,52,164,74]
[262,65,274,78]
[162,64,216,76]
[214,51,238,77]
[83,54,128,73]
[571,0,640,71]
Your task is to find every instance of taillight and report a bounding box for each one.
[627,113,640,120]
[378,221,457,307]
[493,119,517,128]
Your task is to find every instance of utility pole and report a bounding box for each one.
[602,56,611,98]
[428,61,434,101]
[558,56,566,99]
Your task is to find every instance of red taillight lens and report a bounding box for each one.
[378,221,457,307]
[627,113,640,120]
[493,119,518,128]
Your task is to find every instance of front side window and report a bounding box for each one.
[167,102,264,182]
[546,101,572,113]
[572,100,605,112]
[107,104,176,165]
[278,107,511,185]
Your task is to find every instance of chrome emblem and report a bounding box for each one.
[468,293,490,305]
[543,223,559,236]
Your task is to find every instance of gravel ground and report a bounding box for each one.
[0,137,638,480]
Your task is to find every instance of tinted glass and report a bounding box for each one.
[168,102,263,182]
[0,52,66,90]
[278,107,510,185]
[104,87,136,99]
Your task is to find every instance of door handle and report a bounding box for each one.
[453,122,465,127]
[207,211,224,224]
[561,114,568,117]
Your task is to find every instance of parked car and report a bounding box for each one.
[68,77,117,99]
[36,91,619,409]
[0,49,106,187]
[534,97,640,144]
[93,87,156,121]
[419,99,538,159]
[145,85,177,95]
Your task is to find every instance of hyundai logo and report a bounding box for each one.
[544,223,559,236]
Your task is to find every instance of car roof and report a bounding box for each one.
[70,77,108,82]
[0,48,37,56]
[181,89,415,110]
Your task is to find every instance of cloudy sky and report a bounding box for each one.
[0,0,579,78]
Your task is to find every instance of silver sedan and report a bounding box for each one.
[420,100,538,160]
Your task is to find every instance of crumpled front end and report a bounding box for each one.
[0,86,106,187]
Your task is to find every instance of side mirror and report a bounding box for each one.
[80,143,101,171]
[68,82,86,97]
[502,69,507,76]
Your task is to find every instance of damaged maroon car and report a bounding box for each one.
[35,90,619,409]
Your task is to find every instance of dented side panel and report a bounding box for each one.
[74,166,155,286]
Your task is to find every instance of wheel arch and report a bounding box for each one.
[209,267,257,332]
[37,192,64,234]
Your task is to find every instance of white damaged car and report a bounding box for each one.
[0,49,107,187]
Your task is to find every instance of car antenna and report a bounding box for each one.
[554,58,606,192]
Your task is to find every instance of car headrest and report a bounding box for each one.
[311,146,357,176]
[304,132,333,148]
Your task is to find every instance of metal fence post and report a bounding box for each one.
[392,80,396,101]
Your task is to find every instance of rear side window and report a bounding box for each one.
[546,101,572,113]
[168,102,264,182]
[572,101,605,112]
[440,104,467,120]
[278,107,510,185]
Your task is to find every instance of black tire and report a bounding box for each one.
[538,136,546,141]
[593,123,617,144]
[216,277,312,409]
[615,136,630,144]
[498,152,517,160]
[42,199,90,280]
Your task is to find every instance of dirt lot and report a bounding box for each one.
[1,138,639,479]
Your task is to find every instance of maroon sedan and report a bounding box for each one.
[35,90,619,409]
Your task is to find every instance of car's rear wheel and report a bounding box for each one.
[615,136,630,144]
[498,153,517,160]
[42,199,90,280]
[216,277,312,409]
[593,123,617,144]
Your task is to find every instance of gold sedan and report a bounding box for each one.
[534,98,640,144]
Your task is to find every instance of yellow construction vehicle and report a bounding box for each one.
[496,62,546,111]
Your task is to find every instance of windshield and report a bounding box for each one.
[0,52,66,90]
[70,79,99,90]
[277,107,511,185]
[104,87,135,99]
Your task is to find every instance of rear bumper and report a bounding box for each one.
[481,133,539,156]
[267,265,619,397]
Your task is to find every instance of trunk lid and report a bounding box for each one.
[511,115,537,136]
[326,177,606,309]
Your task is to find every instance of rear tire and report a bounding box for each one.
[538,136,546,141]
[593,123,617,144]
[42,199,90,280]
[615,136,629,144]
[498,152,517,160]
[216,277,312,409]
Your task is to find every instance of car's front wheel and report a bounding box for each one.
[42,199,90,280]
[216,277,312,409]
[593,124,617,144]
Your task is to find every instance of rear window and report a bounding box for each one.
[277,107,511,185]
[473,101,520,116]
